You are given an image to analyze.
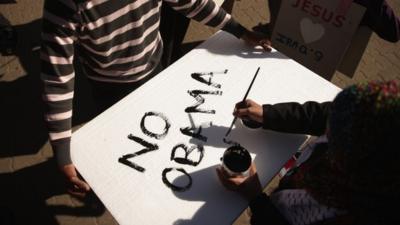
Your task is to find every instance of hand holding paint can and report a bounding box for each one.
[218,146,263,201]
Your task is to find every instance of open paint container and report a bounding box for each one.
[221,145,252,176]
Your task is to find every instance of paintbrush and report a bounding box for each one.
[225,67,260,137]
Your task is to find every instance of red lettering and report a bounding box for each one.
[321,9,334,23]
[310,5,322,17]
[333,15,346,27]
[301,0,312,12]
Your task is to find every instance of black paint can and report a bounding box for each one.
[221,145,252,176]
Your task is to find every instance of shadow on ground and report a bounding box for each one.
[0,18,105,225]
[0,19,95,158]
[0,159,106,225]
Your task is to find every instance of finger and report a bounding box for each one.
[249,163,257,176]
[246,104,261,120]
[216,168,241,190]
[235,107,251,118]
[234,100,255,117]
[244,99,255,107]
[246,164,262,189]
[218,168,246,185]
[67,182,88,198]
[68,188,87,198]
[234,101,245,111]
[70,176,90,192]
[230,176,247,185]
[262,44,272,52]
[216,167,225,181]
[216,168,232,189]
[233,101,247,116]
[260,40,272,52]
[233,101,242,115]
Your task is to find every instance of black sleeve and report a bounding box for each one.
[356,0,400,42]
[165,0,247,39]
[249,193,290,225]
[221,19,247,38]
[262,101,332,136]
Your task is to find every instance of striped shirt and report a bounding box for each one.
[41,0,247,165]
[270,189,344,225]
[271,136,344,225]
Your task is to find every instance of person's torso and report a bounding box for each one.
[270,136,346,225]
[75,0,163,82]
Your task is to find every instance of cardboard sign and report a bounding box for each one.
[337,26,372,77]
[271,0,365,79]
[71,32,341,225]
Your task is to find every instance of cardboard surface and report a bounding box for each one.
[271,0,365,80]
[71,31,341,225]
[337,26,372,77]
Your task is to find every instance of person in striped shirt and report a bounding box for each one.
[41,0,271,197]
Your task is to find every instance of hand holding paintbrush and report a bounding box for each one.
[233,100,264,128]
[225,67,262,137]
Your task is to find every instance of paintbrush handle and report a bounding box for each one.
[225,116,238,137]
[225,67,261,137]
[242,67,260,101]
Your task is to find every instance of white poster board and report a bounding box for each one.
[71,31,341,225]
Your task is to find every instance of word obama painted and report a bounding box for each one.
[119,70,228,192]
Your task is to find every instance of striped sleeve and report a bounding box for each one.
[41,0,79,166]
[163,0,247,38]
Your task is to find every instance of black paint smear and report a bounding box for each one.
[127,134,159,150]
[162,168,192,192]
[191,72,223,89]
[185,90,222,114]
[118,134,159,172]
[118,158,146,172]
[170,143,204,166]
[140,111,170,140]
[193,69,228,75]
[180,126,207,142]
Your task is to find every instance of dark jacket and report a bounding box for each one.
[355,0,400,42]
[249,101,332,225]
